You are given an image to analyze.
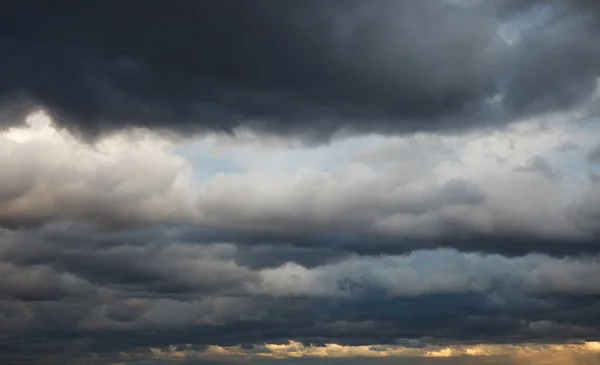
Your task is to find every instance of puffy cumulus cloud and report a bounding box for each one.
[188,107,600,244]
[0,111,198,228]
[168,114,600,250]
[3,110,600,253]
[251,250,600,299]
[0,0,600,142]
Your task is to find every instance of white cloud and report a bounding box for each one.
[1,110,599,241]
[0,111,198,228]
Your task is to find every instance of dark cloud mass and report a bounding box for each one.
[0,0,599,140]
[1,224,600,364]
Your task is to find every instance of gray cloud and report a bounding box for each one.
[0,229,257,297]
[0,0,599,141]
[1,224,600,363]
[514,155,561,180]
[587,144,600,162]
[1,120,599,256]
[2,1,600,363]
[0,262,103,302]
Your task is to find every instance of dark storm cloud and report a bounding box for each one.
[12,222,600,269]
[4,222,600,363]
[0,227,259,297]
[0,0,599,141]
[2,224,600,353]
[2,292,600,364]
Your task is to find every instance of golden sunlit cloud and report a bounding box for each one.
[139,340,600,362]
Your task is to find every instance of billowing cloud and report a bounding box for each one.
[2,111,600,253]
[0,111,198,228]
[2,222,600,364]
[2,2,600,364]
[1,0,600,141]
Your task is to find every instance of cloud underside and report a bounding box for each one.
[3,1,600,364]
[2,224,600,364]
[0,0,600,141]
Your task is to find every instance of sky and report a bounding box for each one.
[2,0,600,364]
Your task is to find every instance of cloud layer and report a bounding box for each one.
[1,0,600,141]
[2,1,600,364]
[2,220,600,363]
[2,111,600,253]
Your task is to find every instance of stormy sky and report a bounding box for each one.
[1,0,600,364]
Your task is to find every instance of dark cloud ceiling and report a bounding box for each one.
[2,224,600,364]
[0,0,599,141]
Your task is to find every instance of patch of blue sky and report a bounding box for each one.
[267,135,379,172]
[173,134,382,179]
[173,139,243,180]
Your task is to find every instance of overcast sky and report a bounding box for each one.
[2,1,600,364]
